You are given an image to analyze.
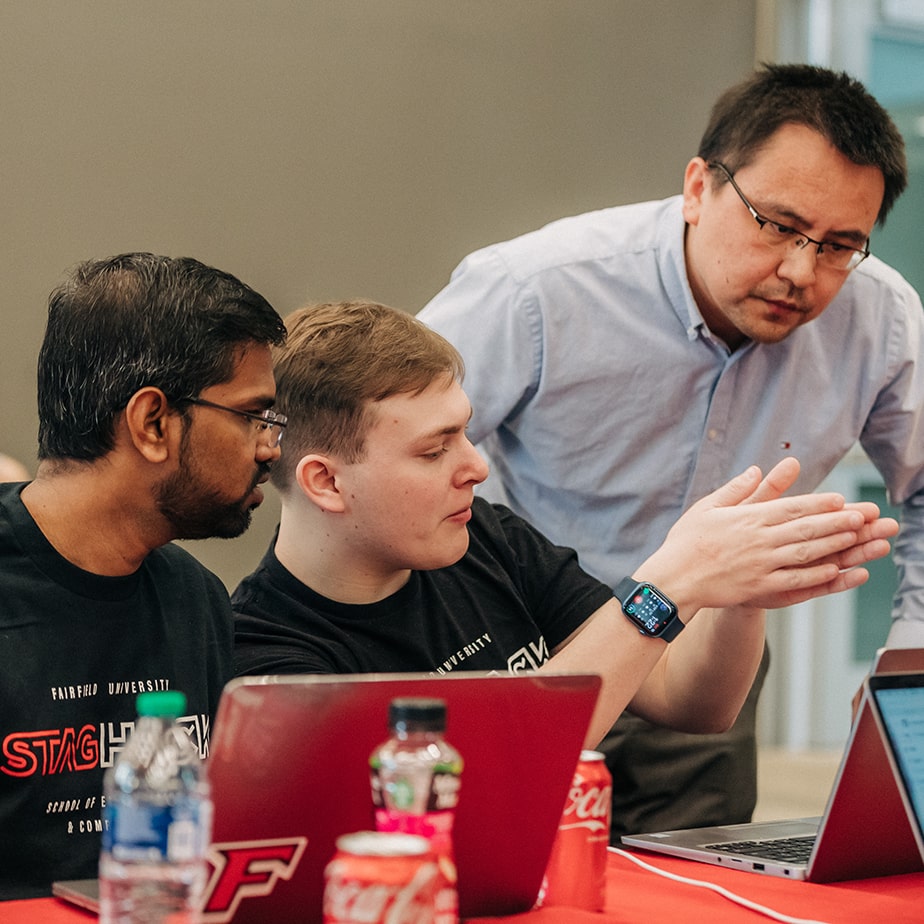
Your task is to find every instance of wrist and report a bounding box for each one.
[615,577,685,642]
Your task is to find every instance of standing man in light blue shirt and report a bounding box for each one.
[418,63,923,840]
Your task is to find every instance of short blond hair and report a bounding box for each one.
[271,300,465,492]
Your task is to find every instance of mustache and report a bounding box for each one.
[755,282,803,304]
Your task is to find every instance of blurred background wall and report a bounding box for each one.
[0,0,761,587]
[6,0,924,755]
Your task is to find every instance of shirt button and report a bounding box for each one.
[707,428,719,440]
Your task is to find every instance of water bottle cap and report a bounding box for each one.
[136,690,188,718]
[388,697,447,732]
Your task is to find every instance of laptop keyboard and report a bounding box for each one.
[705,835,816,863]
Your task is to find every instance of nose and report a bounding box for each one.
[256,438,282,464]
[457,438,489,487]
[776,239,818,288]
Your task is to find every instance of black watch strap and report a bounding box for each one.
[616,577,684,642]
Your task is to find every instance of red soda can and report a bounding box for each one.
[323,830,440,924]
[538,749,613,911]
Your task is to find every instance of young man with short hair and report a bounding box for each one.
[233,299,895,756]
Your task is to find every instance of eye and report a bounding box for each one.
[765,220,799,239]
[422,447,450,461]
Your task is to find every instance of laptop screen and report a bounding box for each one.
[869,673,924,841]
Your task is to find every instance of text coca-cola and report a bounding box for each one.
[323,830,440,924]
[537,749,613,911]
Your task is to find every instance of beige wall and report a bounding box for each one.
[0,1,758,587]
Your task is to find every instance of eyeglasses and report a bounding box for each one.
[176,396,287,448]
[708,162,870,272]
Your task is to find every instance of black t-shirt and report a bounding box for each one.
[233,498,614,677]
[0,482,233,900]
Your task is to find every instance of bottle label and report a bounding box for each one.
[103,800,209,863]
[371,769,461,814]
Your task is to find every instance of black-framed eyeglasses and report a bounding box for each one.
[175,396,287,448]
[708,161,870,272]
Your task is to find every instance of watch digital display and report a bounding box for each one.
[624,585,674,635]
[616,577,682,641]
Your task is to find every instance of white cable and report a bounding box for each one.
[609,847,832,924]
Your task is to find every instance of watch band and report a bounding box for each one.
[616,577,684,642]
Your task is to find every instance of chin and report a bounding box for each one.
[417,539,470,571]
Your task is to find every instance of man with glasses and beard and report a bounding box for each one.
[419,64,923,843]
[0,253,286,899]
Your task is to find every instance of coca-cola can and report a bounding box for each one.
[323,830,440,924]
[537,749,613,911]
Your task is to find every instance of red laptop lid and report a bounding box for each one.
[200,671,601,923]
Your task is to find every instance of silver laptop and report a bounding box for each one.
[621,649,924,881]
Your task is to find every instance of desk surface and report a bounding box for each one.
[3,849,923,923]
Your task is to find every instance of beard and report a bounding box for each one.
[155,439,270,540]
[156,473,255,540]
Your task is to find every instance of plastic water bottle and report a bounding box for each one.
[369,697,463,924]
[99,690,212,924]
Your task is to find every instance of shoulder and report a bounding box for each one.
[836,256,921,317]
[808,257,924,360]
[455,198,676,285]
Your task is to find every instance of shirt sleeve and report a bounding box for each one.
[859,278,924,640]
[419,247,543,444]
[889,491,924,643]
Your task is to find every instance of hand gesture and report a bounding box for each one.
[642,458,898,614]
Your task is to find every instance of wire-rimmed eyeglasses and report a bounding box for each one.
[708,162,870,272]
[176,396,287,447]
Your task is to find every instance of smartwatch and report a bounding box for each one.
[616,577,684,642]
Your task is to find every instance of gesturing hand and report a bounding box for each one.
[643,458,898,613]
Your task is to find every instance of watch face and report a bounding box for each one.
[624,585,675,636]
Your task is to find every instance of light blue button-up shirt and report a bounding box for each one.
[419,196,924,644]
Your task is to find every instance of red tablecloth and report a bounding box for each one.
[3,848,923,923]
[477,847,924,923]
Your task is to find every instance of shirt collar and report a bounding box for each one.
[657,196,707,342]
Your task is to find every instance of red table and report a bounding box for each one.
[2,848,923,923]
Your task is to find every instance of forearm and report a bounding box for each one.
[541,598,670,748]
[543,597,765,747]
[631,605,766,733]
[887,493,924,646]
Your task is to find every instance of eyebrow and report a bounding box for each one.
[413,408,474,444]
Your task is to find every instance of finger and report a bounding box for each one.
[770,530,866,569]
[760,507,865,549]
[852,515,899,541]
[842,500,884,523]
[702,464,763,509]
[791,518,897,571]
[822,537,894,570]
[788,566,871,603]
[746,492,850,532]
[741,457,801,505]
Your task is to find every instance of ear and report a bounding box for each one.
[123,387,176,464]
[294,454,347,513]
[681,157,710,227]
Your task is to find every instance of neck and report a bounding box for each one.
[275,509,411,604]
[22,463,166,575]
[683,224,747,352]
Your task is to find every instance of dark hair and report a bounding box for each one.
[698,63,907,225]
[37,253,286,460]
[271,300,464,493]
